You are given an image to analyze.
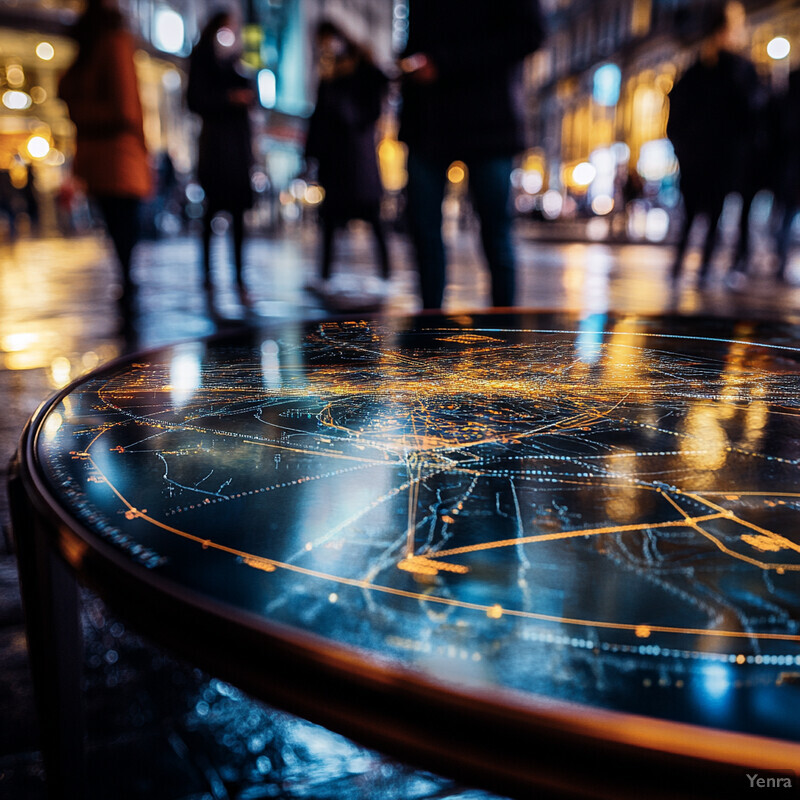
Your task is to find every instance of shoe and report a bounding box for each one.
[696,266,712,288]
[325,292,385,313]
[327,273,363,293]
[725,270,747,291]
[304,276,332,295]
[238,285,254,307]
[731,257,749,275]
[362,276,391,298]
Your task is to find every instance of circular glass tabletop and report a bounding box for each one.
[28,312,800,750]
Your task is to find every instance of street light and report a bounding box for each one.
[154,8,185,55]
[2,90,32,110]
[572,162,597,188]
[767,37,791,92]
[35,41,55,61]
[767,36,791,61]
[593,64,621,107]
[26,135,50,160]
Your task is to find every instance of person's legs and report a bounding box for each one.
[698,194,726,281]
[201,208,214,288]
[776,204,798,281]
[406,151,447,309]
[231,208,245,286]
[732,190,755,274]
[776,203,800,281]
[320,214,337,281]
[467,156,516,307]
[96,195,140,310]
[671,195,696,280]
[366,209,390,279]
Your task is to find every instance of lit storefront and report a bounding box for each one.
[525,0,800,240]
[0,26,75,233]
[0,0,203,236]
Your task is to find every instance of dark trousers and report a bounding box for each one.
[203,208,245,285]
[732,190,755,273]
[96,195,141,307]
[406,151,516,309]
[320,210,390,281]
[776,203,799,279]
[671,193,725,280]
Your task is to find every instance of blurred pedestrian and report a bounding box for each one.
[725,1,772,279]
[21,163,40,235]
[774,67,800,281]
[187,10,255,307]
[398,0,544,310]
[0,170,18,241]
[667,1,761,284]
[304,20,390,294]
[144,150,182,239]
[56,177,78,236]
[59,0,151,321]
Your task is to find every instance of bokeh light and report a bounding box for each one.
[154,8,185,54]
[35,41,55,61]
[767,36,791,60]
[26,135,51,159]
[2,90,32,110]
[572,161,597,187]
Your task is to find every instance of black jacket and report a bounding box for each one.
[775,69,800,207]
[667,51,762,206]
[187,43,254,212]
[305,60,388,222]
[399,0,544,161]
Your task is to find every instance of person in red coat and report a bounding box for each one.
[60,0,152,321]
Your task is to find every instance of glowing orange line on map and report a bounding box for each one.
[81,443,800,644]
[658,489,799,570]
[682,491,800,555]
[429,515,725,558]
[81,362,800,648]
[421,488,800,572]
[699,491,800,498]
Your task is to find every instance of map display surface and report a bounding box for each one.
[35,313,800,741]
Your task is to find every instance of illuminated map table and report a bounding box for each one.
[11,312,800,798]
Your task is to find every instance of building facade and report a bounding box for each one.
[524,0,800,232]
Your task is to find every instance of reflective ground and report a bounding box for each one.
[3,218,800,798]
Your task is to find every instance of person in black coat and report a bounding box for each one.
[188,10,255,303]
[667,2,761,283]
[774,68,800,281]
[398,0,544,309]
[304,21,390,290]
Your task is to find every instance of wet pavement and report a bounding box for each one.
[1,217,800,799]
